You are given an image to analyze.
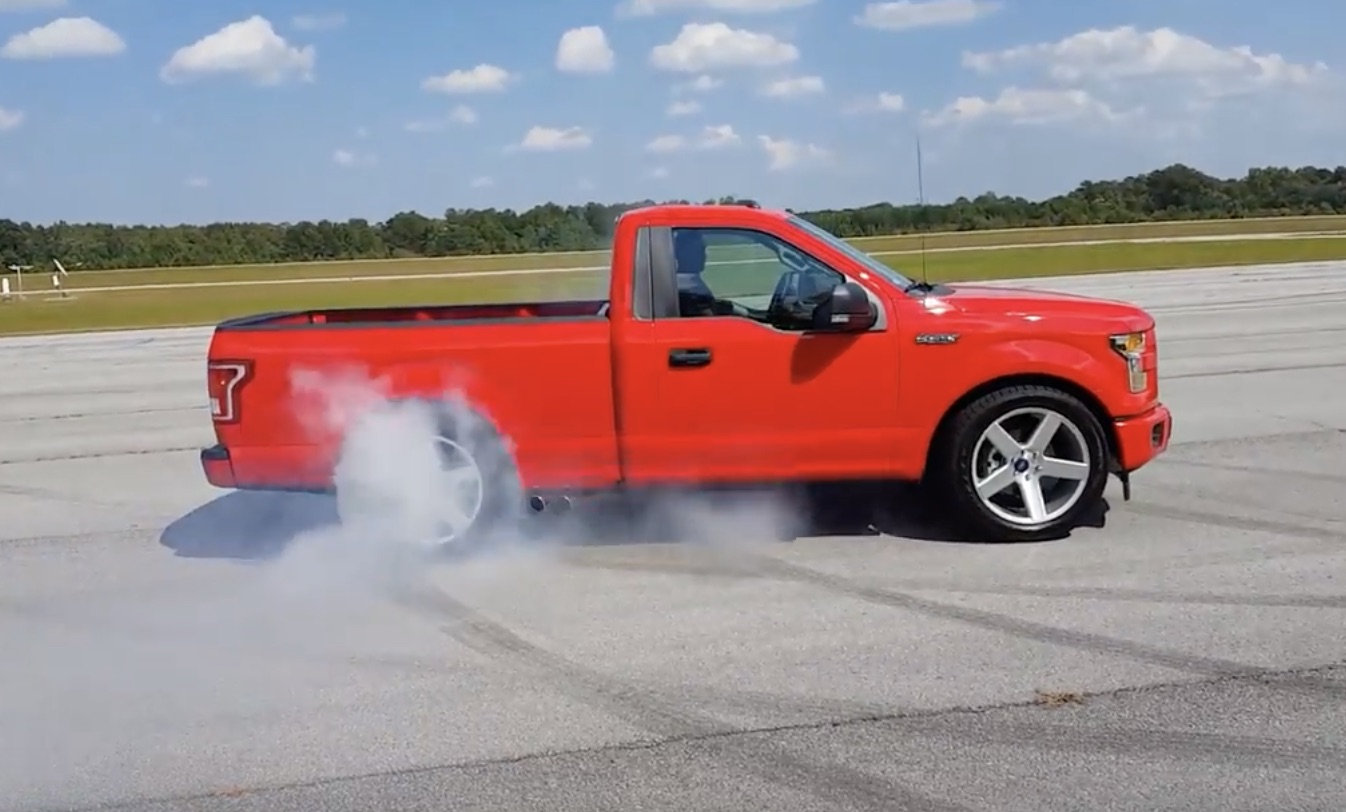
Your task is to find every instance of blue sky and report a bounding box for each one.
[0,0,1341,225]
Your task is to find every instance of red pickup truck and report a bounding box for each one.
[200,203,1171,543]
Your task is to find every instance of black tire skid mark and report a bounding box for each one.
[1126,478,1346,527]
[1156,457,1346,487]
[1118,502,1345,542]
[560,555,763,580]
[888,584,1346,610]
[641,682,899,724]
[1000,505,1345,583]
[901,717,1346,771]
[556,551,1346,611]
[0,481,172,514]
[749,557,1346,701]
[1165,360,1346,380]
[390,582,972,812]
[1165,427,1341,451]
[0,446,202,466]
[749,558,1261,678]
[0,528,151,547]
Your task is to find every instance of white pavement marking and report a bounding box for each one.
[0,263,1344,811]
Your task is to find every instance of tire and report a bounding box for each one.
[929,384,1109,542]
[332,398,524,554]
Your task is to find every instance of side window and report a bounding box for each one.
[670,226,844,329]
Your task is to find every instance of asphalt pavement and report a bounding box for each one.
[1,261,1343,812]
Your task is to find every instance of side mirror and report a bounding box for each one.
[811,281,876,332]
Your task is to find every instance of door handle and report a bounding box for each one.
[668,348,712,368]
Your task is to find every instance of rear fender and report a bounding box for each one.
[283,358,519,460]
[375,360,518,445]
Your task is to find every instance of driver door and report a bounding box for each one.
[640,224,904,484]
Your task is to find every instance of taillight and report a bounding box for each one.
[207,360,252,423]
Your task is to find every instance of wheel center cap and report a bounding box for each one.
[1012,457,1031,474]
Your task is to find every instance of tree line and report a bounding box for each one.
[3,163,1345,272]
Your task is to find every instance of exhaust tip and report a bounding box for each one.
[527,494,546,513]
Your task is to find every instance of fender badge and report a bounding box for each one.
[915,333,959,345]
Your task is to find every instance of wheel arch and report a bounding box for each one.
[922,373,1119,481]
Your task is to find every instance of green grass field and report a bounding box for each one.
[5,226,1340,336]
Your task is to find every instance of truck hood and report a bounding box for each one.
[924,283,1154,331]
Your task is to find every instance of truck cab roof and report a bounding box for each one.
[618,202,786,225]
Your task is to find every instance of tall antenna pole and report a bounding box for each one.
[915,131,929,287]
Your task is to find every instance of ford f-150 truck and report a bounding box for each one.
[200,203,1171,544]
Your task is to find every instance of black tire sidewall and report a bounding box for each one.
[939,386,1109,541]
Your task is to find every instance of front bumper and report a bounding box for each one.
[1112,403,1172,473]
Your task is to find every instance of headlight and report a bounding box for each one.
[1109,332,1148,393]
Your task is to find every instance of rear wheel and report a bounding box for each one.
[931,385,1109,541]
[333,400,522,554]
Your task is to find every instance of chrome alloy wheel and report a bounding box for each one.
[970,406,1092,527]
[428,435,486,546]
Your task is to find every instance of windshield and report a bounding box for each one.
[787,214,914,289]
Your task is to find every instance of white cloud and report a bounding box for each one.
[946,26,1337,140]
[761,74,824,97]
[0,106,23,130]
[517,125,592,151]
[556,25,614,73]
[699,123,741,147]
[0,0,65,10]
[292,12,346,31]
[875,92,905,111]
[757,134,829,170]
[646,134,686,152]
[963,26,1330,98]
[161,16,314,84]
[650,22,797,73]
[332,148,375,166]
[185,176,208,188]
[646,124,742,152]
[855,0,1000,31]
[680,74,723,92]
[846,91,905,113]
[0,16,124,59]
[667,99,701,116]
[422,63,515,93]
[923,86,1128,127]
[648,167,670,179]
[470,176,494,188]
[405,104,478,132]
[617,0,814,15]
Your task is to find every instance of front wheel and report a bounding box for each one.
[931,385,1109,542]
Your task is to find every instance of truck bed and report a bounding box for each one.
[204,296,621,493]
[215,298,610,330]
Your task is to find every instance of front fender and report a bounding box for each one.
[902,337,1131,469]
